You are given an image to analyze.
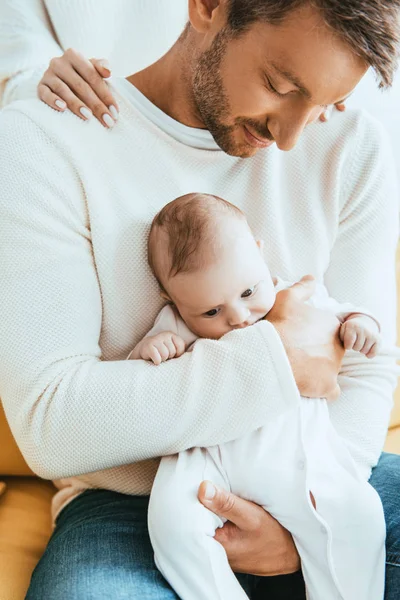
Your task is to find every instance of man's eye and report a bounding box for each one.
[241,287,255,298]
[265,76,286,97]
[204,308,220,317]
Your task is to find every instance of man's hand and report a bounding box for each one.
[198,481,301,577]
[266,275,344,400]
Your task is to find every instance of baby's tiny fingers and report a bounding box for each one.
[366,343,378,359]
[360,338,374,356]
[163,338,177,359]
[342,327,357,350]
[148,347,162,365]
[156,343,170,362]
[335,102,346,112]
[173,335,186,357]
[353,333,365,352]
[38,83,67,111]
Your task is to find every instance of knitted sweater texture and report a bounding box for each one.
[0,78,398,520]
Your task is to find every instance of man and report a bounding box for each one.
[0,0,399,598]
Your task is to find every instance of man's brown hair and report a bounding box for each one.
[148,193,245,288]
[226,0,400,87]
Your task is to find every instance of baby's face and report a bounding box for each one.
[165,221,276,340]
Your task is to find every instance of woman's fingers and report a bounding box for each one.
[319,102,346,122]
[335,102,346,112]
[40,72,94,121]
[39,49,118,127]
[38,83,67,112]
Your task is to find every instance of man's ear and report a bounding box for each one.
[188,0,223,34]
[256,239,265,254]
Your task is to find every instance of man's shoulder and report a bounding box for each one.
[282,107,391,180]
[0,96,93,159]
[303,107,387,152]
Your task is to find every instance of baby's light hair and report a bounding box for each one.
[148,193,246,290]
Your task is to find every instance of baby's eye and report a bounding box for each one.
[241,287,255,298]
[204,308,220,318]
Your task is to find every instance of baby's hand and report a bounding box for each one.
[139,332,186,365]
[339,316,381,359]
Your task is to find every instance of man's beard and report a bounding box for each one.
[192,29,272,157]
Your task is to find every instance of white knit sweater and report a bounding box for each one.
[0,76,398,520]
[0,0,188,105]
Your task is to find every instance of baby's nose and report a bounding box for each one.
[229,306,251,328]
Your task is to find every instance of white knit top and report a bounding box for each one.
[0,76,398,521]
[0,0,188,105]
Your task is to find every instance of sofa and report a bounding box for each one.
[1,251,400,600]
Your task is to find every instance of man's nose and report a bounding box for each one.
[268,101,317,151]
[228,306,251,327]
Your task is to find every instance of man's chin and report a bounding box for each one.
[216,139,261,158]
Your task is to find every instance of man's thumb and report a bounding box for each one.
[198,481,249,529]
[289,274,316,301]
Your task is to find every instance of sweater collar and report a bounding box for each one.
[118,78,222,151]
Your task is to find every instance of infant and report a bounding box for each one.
[128,193,385,600]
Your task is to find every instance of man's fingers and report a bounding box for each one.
[288,274,316,301]
[198,481,263,532]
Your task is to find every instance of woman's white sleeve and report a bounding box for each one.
[0,0,62,107]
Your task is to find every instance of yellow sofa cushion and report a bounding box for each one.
[0,477,55,600]
[0,403,33,476]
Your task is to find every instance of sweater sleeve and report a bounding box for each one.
[0,108,299,481]
[0,0,62,107]
[324,111,400,479]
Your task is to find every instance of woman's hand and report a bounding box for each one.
[319,102,346,122]
[197,481,301,577]
[38,48,119,128]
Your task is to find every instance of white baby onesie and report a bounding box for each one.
[128,279,385,600]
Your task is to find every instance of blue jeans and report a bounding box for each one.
[26,453,400,599]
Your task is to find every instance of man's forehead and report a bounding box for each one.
[233,7,368,106]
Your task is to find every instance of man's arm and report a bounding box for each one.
[325,111,399,478]
[0,107,300,480]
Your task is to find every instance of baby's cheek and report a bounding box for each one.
[190,318,228,340]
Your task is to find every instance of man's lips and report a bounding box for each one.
[243,125,274,149]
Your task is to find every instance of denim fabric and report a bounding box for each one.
[25,452,400,599]
[369,453,400,600]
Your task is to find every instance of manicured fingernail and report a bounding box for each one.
[98,59,111,72]
[205,482,216,500]
[103,114,114,128]
[109,105,118,120]
[55,99,66,109]
[322,110,330,121]
[80,107,92,120]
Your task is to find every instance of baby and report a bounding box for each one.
[128,193,385,600]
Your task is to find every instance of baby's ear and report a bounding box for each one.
[160,290,172,302]
[256,239,264,253]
